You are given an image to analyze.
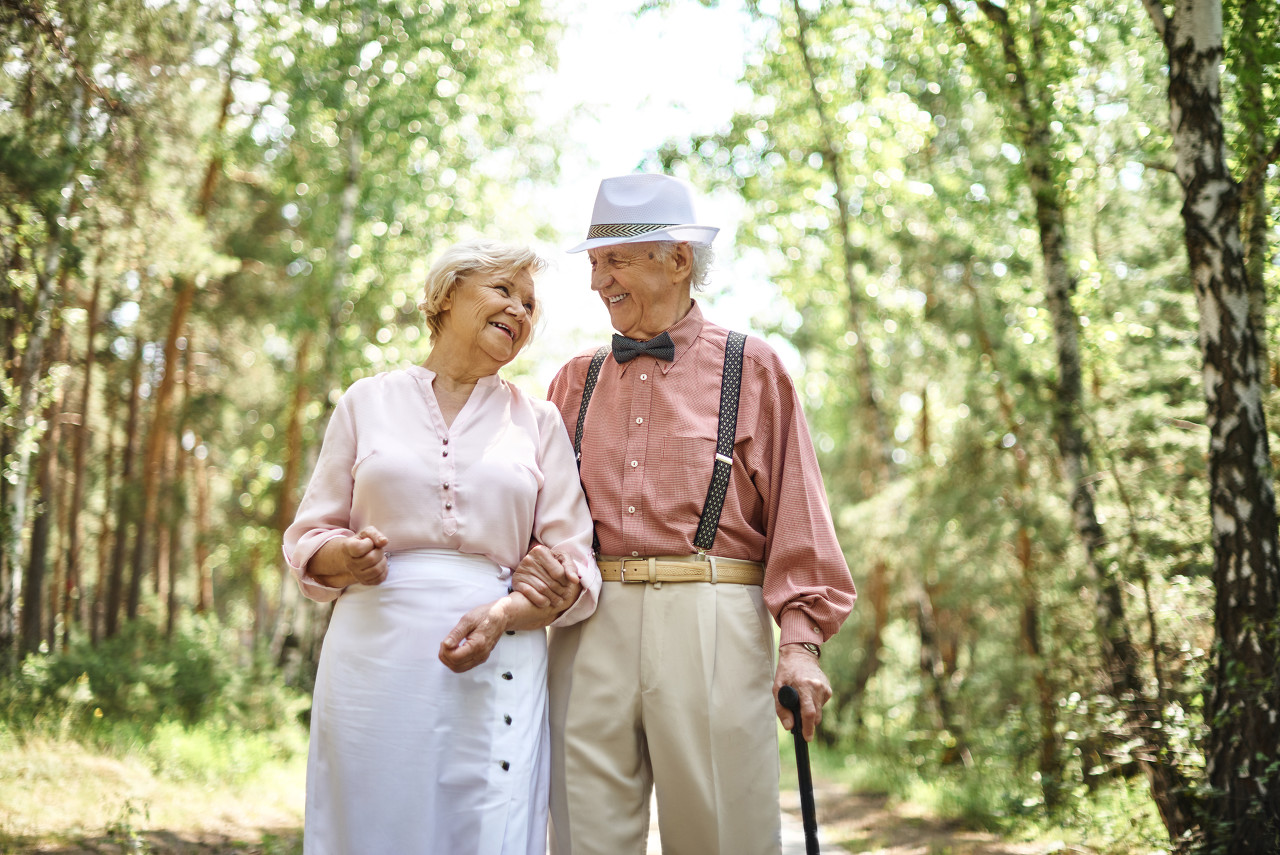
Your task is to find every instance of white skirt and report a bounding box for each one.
[304,549,549,855]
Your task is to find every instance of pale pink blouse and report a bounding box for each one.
[282,365,600,626]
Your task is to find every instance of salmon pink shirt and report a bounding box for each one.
[547,302,854,646]
[283,365,600,626]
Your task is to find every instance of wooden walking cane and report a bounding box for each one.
[779,685,820,855]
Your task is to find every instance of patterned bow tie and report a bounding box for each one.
[612,332,676,363]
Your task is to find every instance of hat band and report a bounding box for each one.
[587,223,677,239]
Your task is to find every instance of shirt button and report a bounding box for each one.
[500,760,510,771]
[501,671,513,680]
[640,373,648,380]
[627,506,635,514]
[635,417,643,424]
[504,714,512,725]
[631,551,639,557]
[630,460,638,468]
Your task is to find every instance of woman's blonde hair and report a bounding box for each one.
[418,239,547,343]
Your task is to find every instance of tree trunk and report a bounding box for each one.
[1142,0,1280,847]
[193,437,213,615]
[938,0,1195,832]
[788,0,894,482]
[21,384,62,657]
[90,374,120,645]
[127,279,195,620]
[270,333,313,663]
[105,345,143,639]
[1234,0,1273,392]
[2,87,84,664]
[964,266,1062,808]
[64,273,100,639]
[786,0,894,734]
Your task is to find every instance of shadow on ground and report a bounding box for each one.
[796,784,1044,855]
[9,827,301,855]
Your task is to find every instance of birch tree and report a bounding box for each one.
[1141,0,1280,848]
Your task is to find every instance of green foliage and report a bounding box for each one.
[0,616,308,739]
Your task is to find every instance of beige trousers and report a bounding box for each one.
[547,580,781,855]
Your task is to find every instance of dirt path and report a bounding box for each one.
[11,781,1051,855]
[798,781,1049,854]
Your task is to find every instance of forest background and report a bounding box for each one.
[2,0,1279,852]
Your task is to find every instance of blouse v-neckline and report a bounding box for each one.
[409,365,499,437]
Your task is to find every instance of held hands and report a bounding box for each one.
[773,643,832,742]
[510,545,581,611]
[440,547,581,673]
[439,599,512,673]
[308,526,390,588]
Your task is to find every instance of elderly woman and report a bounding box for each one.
[283,239,599,855]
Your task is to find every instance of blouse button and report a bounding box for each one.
[443,481,449,489]
[445,502,453,510]
[443,437,449,445]
[442,450,449,457]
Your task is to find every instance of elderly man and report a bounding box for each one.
[516,173,856,855]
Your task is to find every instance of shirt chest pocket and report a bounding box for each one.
[659,436,717,524]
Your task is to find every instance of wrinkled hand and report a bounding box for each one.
[510,545,580,610]
[439,600,511,673]
[773,644,832,742]
[308,526,390,588]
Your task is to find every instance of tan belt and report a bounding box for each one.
[597,554,765,585]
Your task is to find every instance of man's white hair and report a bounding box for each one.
[656,241,715,292]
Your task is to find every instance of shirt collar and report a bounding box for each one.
[658,300,705,374]
[407,364,503,389]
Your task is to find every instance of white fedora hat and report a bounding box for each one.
[567,173,720,253]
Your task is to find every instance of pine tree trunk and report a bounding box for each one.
[105,346,143,639]
[1144,0,1280,847]
[194,438,213,615]
[90,378,119,644]
[21,388,61,657]
[964,267,1062,807]
[127,280,195,620]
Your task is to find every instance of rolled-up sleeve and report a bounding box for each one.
[749,356,857,645]
[532,405,600,627]
[282,398,357,603]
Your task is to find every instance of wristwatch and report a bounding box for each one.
[796,642,821,659]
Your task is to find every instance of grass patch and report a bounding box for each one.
[0,723,307,850]
[0,618,310,852]
[786,736,1173,854]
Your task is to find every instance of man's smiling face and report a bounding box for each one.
[587,241,691,340]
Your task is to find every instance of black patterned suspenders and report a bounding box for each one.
[574,346,611,469]
[693,331,746,551]
[572,332,747,552]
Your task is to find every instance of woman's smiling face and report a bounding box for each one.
[438,267,537,367]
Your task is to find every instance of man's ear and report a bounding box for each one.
[672,242,694,276]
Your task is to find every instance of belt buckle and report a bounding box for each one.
[622,558,655,583]
[619,558,646,583]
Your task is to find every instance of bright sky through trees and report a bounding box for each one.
[519,0,790,388]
